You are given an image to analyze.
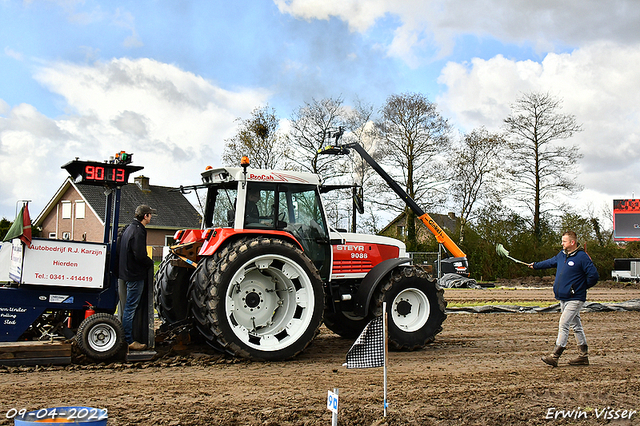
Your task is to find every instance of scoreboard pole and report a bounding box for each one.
[103,187,122,290]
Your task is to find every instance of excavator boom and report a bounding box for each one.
[319,141,468,274]
[418,213,466,258]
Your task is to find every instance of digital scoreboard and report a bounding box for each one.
[613,199,640,241]
[62,152,143,187]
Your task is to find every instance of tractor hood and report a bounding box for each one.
[329,230,407,258]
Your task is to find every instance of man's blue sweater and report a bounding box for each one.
[533,247,599,301]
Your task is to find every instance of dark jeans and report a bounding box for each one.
[122,279,145,344]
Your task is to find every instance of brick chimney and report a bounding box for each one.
[135,175,150,192]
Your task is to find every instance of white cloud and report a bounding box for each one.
[4,47,24,61]
[0,103,69,217]
[0,99,9,115]
[273,0,389,32]
[66,4,106,26]
[437,55,541,130]
[0,58,270,219]
[24,0,106,25]
[437,41,640,215]
[275,0,640,65]
[113,8,143,48]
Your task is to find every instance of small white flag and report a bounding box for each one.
[344,316,384,369]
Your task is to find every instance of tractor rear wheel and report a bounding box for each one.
[154,254,191,325]
[189,237,324,361]
[373,266,447,350]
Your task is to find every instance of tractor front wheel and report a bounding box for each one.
[373,266,447,350]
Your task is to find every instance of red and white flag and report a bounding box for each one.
[3,205,32,247]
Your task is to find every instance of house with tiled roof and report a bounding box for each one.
[34,176,201,260]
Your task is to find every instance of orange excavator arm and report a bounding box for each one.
[418,213,466,258]
[319,140,468,274]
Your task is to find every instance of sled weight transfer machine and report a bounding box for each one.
[0,153,155,363]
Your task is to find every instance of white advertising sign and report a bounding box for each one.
[21,239,107,289]
[9,239,23,283]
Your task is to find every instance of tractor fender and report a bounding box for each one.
[353,257,411,317]
[199,228,304,257]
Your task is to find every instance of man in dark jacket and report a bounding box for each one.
[119,205,156,351]
[244,188,261,225]
[529,231,599,367]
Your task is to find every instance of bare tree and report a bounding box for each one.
[343,98,376,182]
[223,105,287,169]
[374,92,451,250]
[451,127,507,243]
[297,98,381,232]
[285,97,346,176]
[340,98,381,232]
[504,92,583,241]
[593,202,615,246]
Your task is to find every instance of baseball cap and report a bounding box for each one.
[135,205,157,216]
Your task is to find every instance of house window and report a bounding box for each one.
[75,201,85,219]
[62,232,71,240]
[48,233,56,239]
[165,235,176,247]
[396,225,405,238]
[61,201,71,219]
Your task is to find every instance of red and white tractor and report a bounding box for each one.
[156,145,467,361]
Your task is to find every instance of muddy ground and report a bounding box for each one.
[1,281,639,425]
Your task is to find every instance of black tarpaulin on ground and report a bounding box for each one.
[446,299,640,314]
[439,273,482,289]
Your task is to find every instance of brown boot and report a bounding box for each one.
[542,345,565,367]
[128,341,147,351]
[568,344,589,366]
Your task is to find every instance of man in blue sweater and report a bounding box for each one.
[529,231,599,367]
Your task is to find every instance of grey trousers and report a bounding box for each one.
[556,300,587,347]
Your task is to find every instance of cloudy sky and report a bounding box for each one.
[1,0,639,226]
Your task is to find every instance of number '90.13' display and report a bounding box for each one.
[83,164,126,182]
[61,154,143,187]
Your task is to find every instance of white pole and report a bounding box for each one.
[332,388,339,426]
[383,301,388,417]
[15,200,30,219]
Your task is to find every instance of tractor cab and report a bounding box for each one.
[198,165,332,280]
